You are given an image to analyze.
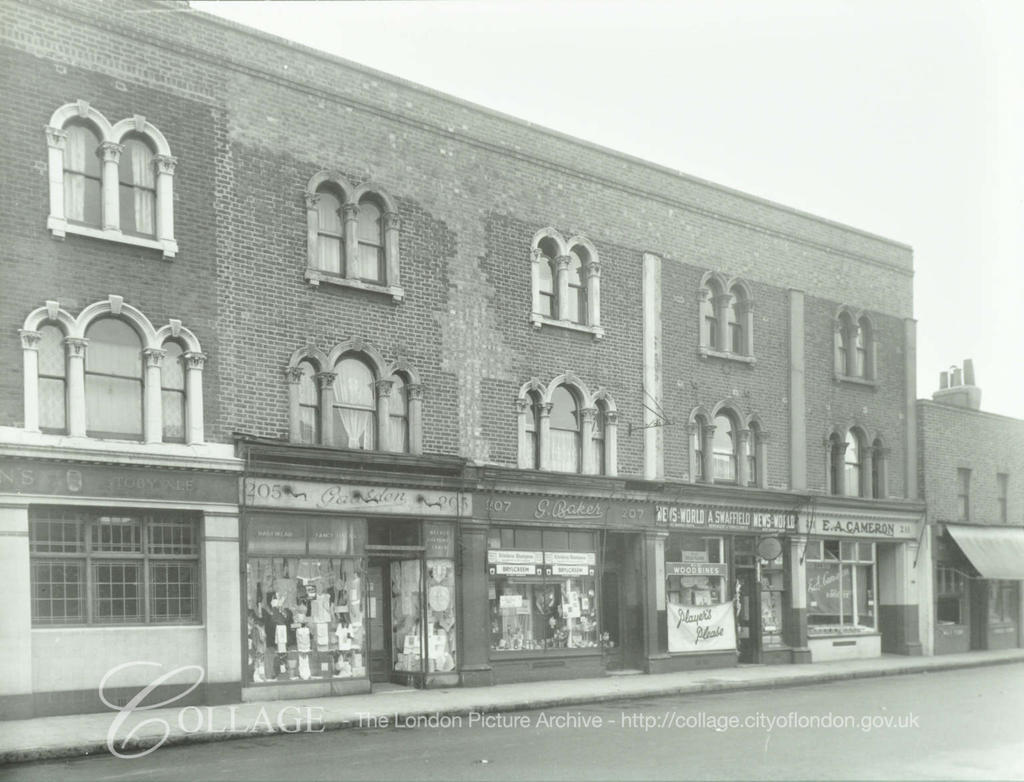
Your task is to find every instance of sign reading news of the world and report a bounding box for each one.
[667,601,737,653]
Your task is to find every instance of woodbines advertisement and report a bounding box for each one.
[666,602,737,653]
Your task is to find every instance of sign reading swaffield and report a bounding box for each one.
[666,601,737,652]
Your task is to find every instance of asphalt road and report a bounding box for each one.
[3,664,1024,781]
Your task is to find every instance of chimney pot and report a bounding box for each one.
[939,371,949,390]
[963,359,975,385]
[952,367,962,386]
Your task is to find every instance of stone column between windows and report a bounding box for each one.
[515,398,532,469]
[153,155,177,248]
[18,330,41,433]
[701,424,716,483]
[860,446,874,499]
[45,127,68,237]
[383,211,401,287]
[530,250,543,315]
[64,337,88,437]
[736,428,751,486]
[538,402,553,471]
[303,192,320,272]
[604,410,619,477]
[0,502,33,717]
[736,298,755,356]
[375,379,394,451]
[787,535,810,657]
[284,366,305,442]
[712,293,733,352]
[203,511,242,701]
[555,255,572,320]
[99,142,124,232]
[183,352,206,445]
[586,261,602,327]
[580,407,597,475]
[407,383,423,455]
[142,348,165,444]
[316,372,337,447]
[342,203,359,280]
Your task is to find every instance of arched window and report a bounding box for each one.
[355,198,384,283]
[537,238,558,318]
[855,316,872,378]
[844,431,863,497]
[549,386,581,473]
[566,250,587,324]
[85,318,143,439]
[727,291,742,354]
[524,391,541,469]
[853,322,866,378]
[712,413,737,482]
[37,325,67,433]
[315,188,343,275]
[63,122,102,229]
[701,280,721,349]
[829,433,844,495]
[160,341,186,443]
[118,135,156,237]
[297,360,320,445]
[389,374,410,453]
[834,314,851,375]
[333,356,376,449]
[592,402,607,476]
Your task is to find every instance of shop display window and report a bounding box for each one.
[487,527,599,652]
[806,539,876,635]
[936,566,966,624]
[664,535,725,607]
[988,580,1018,625]
[245,516,367,683]
[425,559,458,672]
[758,552,786,647]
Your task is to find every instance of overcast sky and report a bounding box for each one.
[193,0,1024,419]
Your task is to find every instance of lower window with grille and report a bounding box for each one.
[29,507,201,626]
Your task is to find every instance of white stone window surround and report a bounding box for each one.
[824,425,888,499]
[45,101,178,259]
[19,296,205,445]
[833,306,878,384]
[687,402,769,487]
[696,271,755,361]
[303,171,404,302]
[515,373,618,475]
[284,341,423,454]
[529,228,604,340]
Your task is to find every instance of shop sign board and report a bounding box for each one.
[247,515,307,555]
[667,601,737,652]
[655,503,797,533]
[544,552,596,566]
[494,563,537,576]
[665,562,730,578]
[550,564,591,577]
[481,494,649,526]
[245,478,470,517]
[488,550,543,565]
[424,521,455,559]
[0,458,236,503]
[801,515,920,539]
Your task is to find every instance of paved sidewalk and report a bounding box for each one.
[2,648,1023,765]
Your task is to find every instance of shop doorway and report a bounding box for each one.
[601,533,644,671]
[367,554,425,687]
[733,537,760,664]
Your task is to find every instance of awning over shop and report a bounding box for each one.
[945,524,1024,580]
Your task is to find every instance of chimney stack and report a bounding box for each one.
[932,360,982,410]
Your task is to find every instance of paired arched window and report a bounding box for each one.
[516,376,617,475]
[304,173,402,299]
[834,309,875,380]
[20,297,205,444]
[46,102,176,257]
[828,428,887,498]
[530,230,603,336]
[698,274,753,358]
[286,345,422,454]
[690,406,767,487]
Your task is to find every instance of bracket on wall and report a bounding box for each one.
[627,388,672,436]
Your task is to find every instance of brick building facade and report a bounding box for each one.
[918,363,1024,656]
[1,0,929,717]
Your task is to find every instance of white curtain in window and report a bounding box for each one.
[333,359,375,449]
[64,126,88,222]
[550,430,580,472]
[130,141,155,235]
[316,191,343,274]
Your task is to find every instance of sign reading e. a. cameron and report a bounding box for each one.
[0,459,236,503]
[655,503,796,533]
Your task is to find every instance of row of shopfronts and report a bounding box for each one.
[1,440,1021,718]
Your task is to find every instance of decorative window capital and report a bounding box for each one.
[374,378,394,399]
[183,351,207,370]
[604,410,618,425]
[538,402,553,418]
[19,329,42,350]
[383,211,401,231]
[303,191,321,210]
[143,347,166,368]
[735,298,755,314]
[585,261,602,279]
[44,126,67,149]
[712,293,734,308]
[63,337,88,357]
[341,202,359,219]
[98,141,125,163]
[580,406,597,423]
[406,382,423,401]
[515,396,532,412]
[556,254,573,271]
[284,366,306,383]
[315,371,337,390]
[531,248,545,264]
[153,154,177,176]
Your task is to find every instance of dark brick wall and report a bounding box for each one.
[918,401,1024,527]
